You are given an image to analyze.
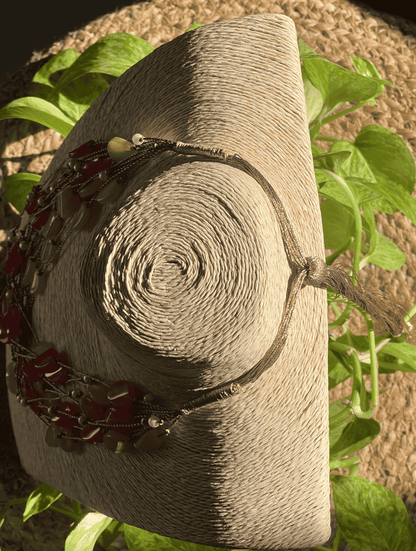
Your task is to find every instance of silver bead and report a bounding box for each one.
[82,376,93,384]
[20,397,28,407]
[98,171,109,181]
[132,133,145,146]
[37,196,47,207]
[148,415,161,428]
[143,393,155,402]
[78,414,88,426]
[70,389,83,399]
[47,406,57,415]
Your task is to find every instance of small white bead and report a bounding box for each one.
[132,133,145,145]
[148,415,160,428]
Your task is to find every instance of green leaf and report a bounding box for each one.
[329,125,416,214]
[320,198,355,250]
[331,475,416,550]
[65,511,114,551]
[302,45,381,124]
[50,33,154,99]
[96,520,125,550]
[330,415,380,461]
[32,49,79,88]
[22,483,63,523]
[349,56,401,102]
[3,172,41,213]
[124,524,250,551]
[313,150,351,172]
[185,22,206,32]
[0,96,75,137]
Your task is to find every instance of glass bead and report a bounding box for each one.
[40,238,59,266]
[32,379,57,399]
[95,178,123,205]
[81,425,104,443]
[107,137,136,161]
[78,178,105,199]
[80,396,110,420]
[133,426,168,453]
[4,242,24,276]
[41,211,64,241]
[21,258,38,287]
[107,380,142,407]
[45,422,62,448]
[69,201,102,233]
[60,436,80,453]
[31,207,52,231]
[56,188,82,219]
[103,430,133,453]
[5,361,18,395]
[1,289,13,317]
[0,306,22,344]
[29,271,47,296]
[87,383,111,405]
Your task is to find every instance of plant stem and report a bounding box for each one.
[49,505,82,521]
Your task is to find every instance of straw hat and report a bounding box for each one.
[1,13,406,550]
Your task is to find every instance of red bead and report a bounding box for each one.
[4,242,24,275]
[103,430,133,453]
[1,289,13,317]
[55,402,80,428]
[22,360,42,383]
[80,396,110,420]
[44,365,68,384]
[107,380,142,407]
[105,407,135,431]
[0,306,22,344]
[69,140,102,159]
[80,158,113,176]
[133,426,168,453]
[33,346,60,373]
[81,424,104,443]
[87,383,111,405]
[31,207,52,231]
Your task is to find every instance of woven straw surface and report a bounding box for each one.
[0,1,416,551]
[5,13,331,551]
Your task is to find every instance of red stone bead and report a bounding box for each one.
[80,395,110,420]
[69,140,102,159]
[103,430,133,453]
[4,242,24,275]
[31,207,52,231]
[107,380,142,407]
[80,158,113,176]
[133,426,168,453]
[44,365,68,384]
[0,306,22,344]
[45,422,62,447]
[55,402,81,428]
[33,346,60,374]
[22,360,42,383]
[87,383,111,405]
[105,407,136,429]
[81,424,104,443]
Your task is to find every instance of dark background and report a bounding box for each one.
[0,0,415,88]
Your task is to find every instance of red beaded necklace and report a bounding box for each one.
[1,134,211,455]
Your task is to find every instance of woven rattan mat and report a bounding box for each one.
[1,1,416,550]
